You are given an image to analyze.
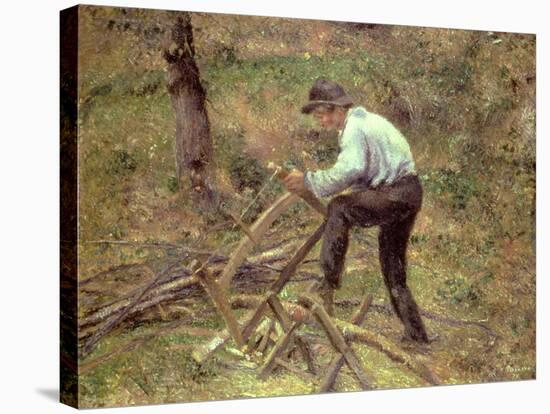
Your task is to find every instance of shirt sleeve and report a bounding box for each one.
[304,118,368,198]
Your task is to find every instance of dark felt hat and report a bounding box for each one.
[301,79,354,114]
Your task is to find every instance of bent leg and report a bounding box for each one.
[320,196,351,289]
[378,213,429,342]
[320,190,411,289]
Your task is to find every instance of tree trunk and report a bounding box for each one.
[163,13,215,208]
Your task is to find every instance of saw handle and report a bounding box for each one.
[267,162,327,217]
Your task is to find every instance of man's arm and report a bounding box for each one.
[304,118,368,198]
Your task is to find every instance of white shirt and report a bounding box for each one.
[304,106,416,198]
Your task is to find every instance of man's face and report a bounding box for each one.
[312,107,346,131]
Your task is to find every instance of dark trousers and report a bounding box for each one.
[321,174,429,342]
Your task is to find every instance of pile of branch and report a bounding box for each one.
[78,237,321,358]
[78,235,498,363]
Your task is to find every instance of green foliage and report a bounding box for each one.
[436,276,482,306]
[130,70,164,96]
[435,272,494,307]
[203,52,376,114]
[80,352,133,405]
[228,153,268,192]
[429,61,473,95]
[176,353,219,384]
[410,233,429,246]
[93,70,165,97]
[214,227,242,245]
[212,43,239,67]
[274,199,308,226]
[165,175,179,193]
[108,223,126,240]
[212,127,288,222]
[107,149,138,175]
[421,168,480,211]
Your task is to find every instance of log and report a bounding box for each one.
[78,267,285,343]
[78,246,368,337]
[196,266,245,348]
[319,295,373,392]
[218,192,300,292]
[82,239,183,250]
[275,357,316,381]
[78,219,399,362]
[80,259,183,358]
[351,295,373,326]
[267,294,317,374]
[320,356,345,393]
[259,321,301,380]
[299,295,370,390]
[79,260,289,332]
[333,318,441,386]
[281,300,438,387]
[78,264,319,348]
[240,222,326,342]
[248,239,302,265]
[79,274,199,332]
[192,295,490,381]
[190,310,255,364]
[268,294,292,330]
[256,320,275,354]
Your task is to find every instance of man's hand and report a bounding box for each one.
[283,169,306,195]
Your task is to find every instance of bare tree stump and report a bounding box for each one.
[163,13,216,208]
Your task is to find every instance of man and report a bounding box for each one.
[283,78,430,344]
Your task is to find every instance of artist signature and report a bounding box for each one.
[487,365,534,378]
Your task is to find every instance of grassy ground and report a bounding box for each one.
[74,5,535,409]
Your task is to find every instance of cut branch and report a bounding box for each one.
[334,318,441,386]
[80,258,183,358]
